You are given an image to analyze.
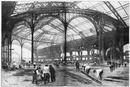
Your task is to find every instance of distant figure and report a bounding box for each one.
[109,63,114,72]
[32,67,40,84]
[93,69,103,80]
[28,61,31,68]
[33,62,36,68]
[112,62,115,70]
[19,64,22,69]
[37,65,41,69]
[82,65,85,71]
[49,65,56,82]
[107,61,111,65]
[75,61,80,70]
[124,62,127,67]
[111,64,114,72]
[115,62,118,69]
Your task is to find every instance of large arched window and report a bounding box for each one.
[23,43,31,62]
[12,40,21,63]
[123,43,129,60]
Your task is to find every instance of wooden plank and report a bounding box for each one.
[80,71,102,85]
[66,71,92,84]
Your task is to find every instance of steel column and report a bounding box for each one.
[9,43,12,63]
[97,15,105,63]
[87,50,90,62]
[101,18,105,63]
[98,26,102,64]
[69,51,72,61]
[63,2,67,65]
[119,37,124,65]
[77,51,80,61]
[92,47,94,62]
[21,44,23,62]
[80,51,82,61]
[9,32,12,64]
[64,23,67,65]
[31,13,34,64]
[34,48,38,63]
[7,38,10,63]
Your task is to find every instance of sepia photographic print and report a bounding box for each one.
[1,1,129,87]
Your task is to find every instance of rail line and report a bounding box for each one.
[59,69,102,85]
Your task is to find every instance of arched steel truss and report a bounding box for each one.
[4,2,125,64]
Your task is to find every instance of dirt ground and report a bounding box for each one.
[1,64,129,87]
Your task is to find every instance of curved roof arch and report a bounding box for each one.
[5,1,128,49]
[67,17,96,40]
[12,20,31,32]
[13,24,31,39]
[35,14,65,26]
[11,38,22,46]
[34,16,65,44]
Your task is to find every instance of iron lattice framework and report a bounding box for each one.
[10,1,123,43]
[2,1,128,64]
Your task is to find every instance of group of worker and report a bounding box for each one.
[107,61,128,72]
[76,60,128,81]
[32,60,128,84]
[32,64,56,85]
[76,61,104,81]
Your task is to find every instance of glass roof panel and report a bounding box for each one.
[49,29,60,33]
[95,5,106,13]
[118,9,127,18]
[11,1,129,45]
[101,3,111,12]
[77,1,101,9]
[89,1,100,6]
[57,25,64,31]
[77,1,129,25]
[109,1,121,8]
[68,17,96,39]
[109,13,117,19]
[104,26,113,31]
[12,1,33,15]
[70,20,79,26]
[34,30,42,37]
[13,25,30,34]
[51,19,62,26]
[26,34,31,40]
[17,29,30,37]
[124,4,129,15]
[119,1,129,5]
[67,28,77,35]
[15,25,25,29]
[43,25,53,30]
[74,35,81,40]
[124,21,129,26]
[37,29,43,33]
[76,25,86,31]
[67,35,81,41]
[77,2,87,9]
[66,13,77,21]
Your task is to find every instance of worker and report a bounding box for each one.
[93,68,103,80]
[32,67,40,84]
[42,64,50,84]
[84,64,91,74]
[49,65,56,82]
[75,61,80,70]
